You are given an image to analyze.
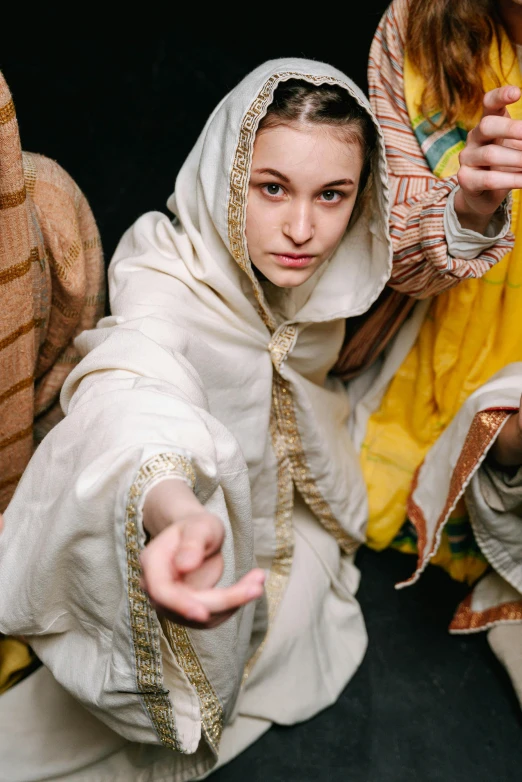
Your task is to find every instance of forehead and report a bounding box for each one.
[252,123,363,180]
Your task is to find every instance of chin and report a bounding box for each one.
[269,270,312,288]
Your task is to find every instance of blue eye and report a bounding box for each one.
[322,190,338,202]
[264,184,282,196]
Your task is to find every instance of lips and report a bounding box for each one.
[273,254,315,268]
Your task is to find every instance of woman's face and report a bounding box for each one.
[245,122,364,289]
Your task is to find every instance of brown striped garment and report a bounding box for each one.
[367,0,512,294]
[0,71,105,512]
[333,0,513,380]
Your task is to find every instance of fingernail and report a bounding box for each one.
[509,87,519,100]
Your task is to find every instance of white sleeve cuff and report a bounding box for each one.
[444,187,511,260]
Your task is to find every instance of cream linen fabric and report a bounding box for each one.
[390,364,522,705]
[0,58,391,781]
[396,364,522,595]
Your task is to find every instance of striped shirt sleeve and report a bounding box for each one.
[368,0,515,299]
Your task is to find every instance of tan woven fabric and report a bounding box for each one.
[0,71,105,513]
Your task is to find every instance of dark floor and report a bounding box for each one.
[2,11,522,780]
[213,546,522,782]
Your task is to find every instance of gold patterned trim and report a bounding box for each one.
[0,187,26,210]
[163,621,224,755]
[225,73,363,681]
[400,409,512,588]
[143,454,224,754]
[242,400,295,682]
[125,453,197,750]
[268,325,298,371]
[273,372,359,555]
[227,71,349,331]
[0,99,15,125]
[449,593,522,633]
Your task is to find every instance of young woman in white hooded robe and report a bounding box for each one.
[0,58,393,781]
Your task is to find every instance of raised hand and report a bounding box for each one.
[140,478,265,629]
[455,85,522,232]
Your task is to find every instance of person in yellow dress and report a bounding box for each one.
[362,0,522,583]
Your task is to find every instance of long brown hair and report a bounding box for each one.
[406,0,509,127]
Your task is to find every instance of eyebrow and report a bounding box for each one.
[253,168,354,188]
[254,168,290,182]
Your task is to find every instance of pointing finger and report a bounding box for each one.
[482,85,521,116]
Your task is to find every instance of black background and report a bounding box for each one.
[2,7,522,780]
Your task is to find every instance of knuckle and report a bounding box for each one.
[457,167,472,190]
[482,170,495,189]
[482,145,497,166]
[479,116,494,137]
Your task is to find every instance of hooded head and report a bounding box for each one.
[167,58,391,331]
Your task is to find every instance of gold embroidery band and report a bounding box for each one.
[227,71,348,332]
[0,187,26,210]
[0,99,15,124]
[126,453,222,752]
[450,593,522,632]
[273,373,359,555]
[242,401,295,682]
[227,73,361,682]
[401,409,512,588]
[163,621,224,754]
[125,453,197,750]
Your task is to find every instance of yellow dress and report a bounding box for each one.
[363,32,522,583]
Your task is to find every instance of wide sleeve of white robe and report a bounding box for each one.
[0,211,259,762]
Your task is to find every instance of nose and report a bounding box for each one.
[283,200,314,246]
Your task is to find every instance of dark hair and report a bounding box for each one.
[258,78,378,226]
[406,0,509,128]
